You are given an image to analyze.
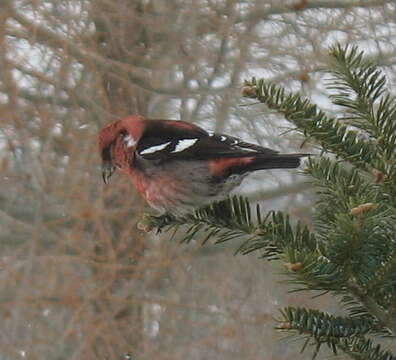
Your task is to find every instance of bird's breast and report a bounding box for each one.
[126,161,245,215]
[127,168,181,212]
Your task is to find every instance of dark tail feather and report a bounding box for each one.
[244,153,310,172]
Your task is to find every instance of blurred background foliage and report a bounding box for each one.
[0,1,395,359]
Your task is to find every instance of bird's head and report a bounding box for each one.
[98,115,146,184]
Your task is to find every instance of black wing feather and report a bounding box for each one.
[135,119,280,162]
[138,136,278,162]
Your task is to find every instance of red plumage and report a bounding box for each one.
[98,115,308,216]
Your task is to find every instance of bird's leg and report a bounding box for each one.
[137,212,179,233]
[153,213,179,233]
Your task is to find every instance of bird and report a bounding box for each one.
[98,115,309,216]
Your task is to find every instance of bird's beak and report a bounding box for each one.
[102,160,116,184]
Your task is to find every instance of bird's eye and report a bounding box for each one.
[123,134,137,148]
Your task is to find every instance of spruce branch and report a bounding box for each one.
[347,281,396,334]
[304,157,373,220]
[305,158,396,312]
[244,78,378,172]
[278,307,394,360]
[327,44,396,163]
[279,306,379,339]
[237,210,317,259]
[326,44,396,200]
[281,248,347,292]
[144,191,396,334]
[366,255,396,310]
[142,197,318,259]
[244,43,396,196]
[144,196,268,246]
[338,337,396,360]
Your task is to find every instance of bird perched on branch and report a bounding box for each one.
[98,115,308,216]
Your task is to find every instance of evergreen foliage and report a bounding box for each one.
[144,44,396,359]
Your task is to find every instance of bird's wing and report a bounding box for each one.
[136,120,278,161]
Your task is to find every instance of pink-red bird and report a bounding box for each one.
[98,115,308,216]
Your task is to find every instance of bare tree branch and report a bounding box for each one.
[235,0,395,23]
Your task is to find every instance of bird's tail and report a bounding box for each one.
[244,153,310,172]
